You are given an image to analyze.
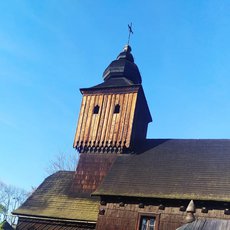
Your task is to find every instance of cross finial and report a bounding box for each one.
[127,23,133,45]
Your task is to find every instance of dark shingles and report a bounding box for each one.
[93,139,230,201]
[91,77,134,88]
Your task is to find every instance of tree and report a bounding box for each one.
[45,152,79,175]
[0,181,28,225]
[0,204,6,215]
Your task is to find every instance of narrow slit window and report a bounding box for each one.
[114,104,120,114]
[93,105,99,114]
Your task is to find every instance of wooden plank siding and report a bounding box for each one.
[17,217,96,230]
[73,95,87,147]
[100,94,111,147]
[126,92,137,148]
[73,91,138,153]
[96,201,230,230]
[114,94,124,146]
[79,96,91,145]
[84,95,96,143]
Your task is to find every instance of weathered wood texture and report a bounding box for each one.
[71,154,117,194]
[73,91,138,152]
[17,217,96,230]
[73,86,151,153]
[96,201,230,230]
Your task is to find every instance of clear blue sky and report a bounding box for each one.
[1,0,230,191]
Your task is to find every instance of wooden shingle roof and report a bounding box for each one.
[93,139,230,202]
[13,171,99,222]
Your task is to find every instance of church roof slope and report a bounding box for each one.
[176,219,230,230]
[93,139,230,202]
[13,171,99,222]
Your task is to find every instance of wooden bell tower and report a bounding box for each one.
[73,45,152,154]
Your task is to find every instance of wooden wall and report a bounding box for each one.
[17,217,96,230]
[96,200,230,230]
[73,90,138,153]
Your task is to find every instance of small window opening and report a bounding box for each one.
[139,216,156,230]
[114,104,120,114]
[93,105,99,114]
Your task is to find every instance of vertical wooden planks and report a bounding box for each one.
[109,94,119,145]
[105,94,116,146]
[87,95,96,143]
[113,94,124,146]
[74,88,140,152]
[122,93,132,148]
[126,92,137,148]
[96,95,107,145]
[100,94,112,147]
[73,95,87,147]
[79,95,91,145]
[92,95,103,145]
[117,93,129,145]
[84,95,96,142]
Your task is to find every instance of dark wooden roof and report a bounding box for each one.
[89,77,136,88]
[13,171,99,222]
[177,219,230,230]
[93,139,230,202]
[102,45,142,85]
[81,45,142,91]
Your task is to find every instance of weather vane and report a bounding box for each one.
[127,23,133,45]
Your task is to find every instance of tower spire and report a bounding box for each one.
[73,44,152,153]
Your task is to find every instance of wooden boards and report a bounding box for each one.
[73,90,138,153]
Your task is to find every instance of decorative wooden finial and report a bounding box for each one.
[127,23,133,45]
[186,200,195,213]
[185,200,196,223]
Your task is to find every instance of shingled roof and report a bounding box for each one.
[93,139,230,202]
[13,171,99,222]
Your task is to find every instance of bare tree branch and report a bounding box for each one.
[45,152,79,175]
[0,182,28,224]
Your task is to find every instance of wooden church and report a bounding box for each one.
[13,45,230,230]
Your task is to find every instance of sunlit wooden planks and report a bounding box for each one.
[91,95,103,144]
[100,94,112,147]
[96,95,108,146]
[108,94,119,145]
[84,95,96,142]
[113,94,124,146]
[73,90,139,152]
[125,92,138,148]
[73,95,87,147]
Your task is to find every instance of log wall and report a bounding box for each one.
[96,200,230,230]
[17,217,96,230]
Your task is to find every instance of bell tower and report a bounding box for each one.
[73,45,152,153]
[71,45,152,195]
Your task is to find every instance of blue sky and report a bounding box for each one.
[1,0,230,190]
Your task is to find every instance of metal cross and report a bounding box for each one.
[127,23,133,45]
